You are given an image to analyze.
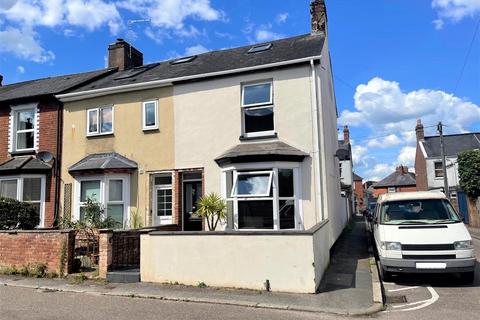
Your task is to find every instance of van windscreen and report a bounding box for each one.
[380,199,461,225]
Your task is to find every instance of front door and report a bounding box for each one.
[154,185,173,225]
[183,180,203,231]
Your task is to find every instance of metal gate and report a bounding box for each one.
[457,191,469,224]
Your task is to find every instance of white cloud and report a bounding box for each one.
[276,12,288,24]
[352,145,368,166]
[0,27,54,62]
[433,19,445,29]
[118,0,222,29]
[364,163,395,181]
[16,65,25,73]
[396,146,416,167]
[65,0,122,34]
[339,77,480,135]
[184,44,208,56]
[367,134,402,148]
[432,0,480,23]
[255,28,284,42]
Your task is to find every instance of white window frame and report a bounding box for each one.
[222,162,303,231]
[142,100,159,131]
[10,104,38,152]
[86,106,114,136]
[231,170,273,198]
[153,173,173,225]
[387,187,396,193]
[74,174,130,228]
[0,175,46,227]
[434,161,444,178]
[241,81,275,138]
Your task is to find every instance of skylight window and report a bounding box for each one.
[248,43,272,54]
[113,63,159,80]
[171,56,197,65]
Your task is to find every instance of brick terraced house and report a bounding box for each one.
[0,70,114,227]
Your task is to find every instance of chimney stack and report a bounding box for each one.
[0,75,3,86]
[310,0,327,34]
[343,125,350,144]
[415,119,424,141]
[396,165,409,174]
[108,38,143,71]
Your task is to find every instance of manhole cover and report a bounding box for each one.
[386,295,407,304]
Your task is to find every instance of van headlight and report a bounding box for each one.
[454,240,473,250]
[381,242,401,251]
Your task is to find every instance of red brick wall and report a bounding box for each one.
[372,186,418,198]
[0,100,61,227]
[415,143,428,191]
[354,180,364,212]
[0,230,75,274]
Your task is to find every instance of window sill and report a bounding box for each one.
[239,132,277,141]
[143,127,159,133]
[10,149,36,156]
[86,132,114,138]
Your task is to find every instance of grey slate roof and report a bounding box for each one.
[421,133,480,158]
[0,69,115,103]
[0,156,52,173]
[353,172,363,181]
[69,33,325,93]
[374,171,416,188]
[69,153,137,173]
[215,141,309,165]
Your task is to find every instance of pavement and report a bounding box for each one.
[0,216,381,317]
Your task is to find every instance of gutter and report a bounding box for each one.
[56,56,322,102]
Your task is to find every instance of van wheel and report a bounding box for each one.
[460,272,475,284]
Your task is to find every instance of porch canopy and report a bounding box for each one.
[68,152,137,175]
[0,156,52,174]
[215,141,309,166]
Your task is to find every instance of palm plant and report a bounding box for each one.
[195,193,227,231]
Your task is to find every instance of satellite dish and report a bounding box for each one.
[335,148,350,161]
[37,151,54,163]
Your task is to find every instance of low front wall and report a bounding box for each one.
[140,220,330,293]
[0,229,75,274]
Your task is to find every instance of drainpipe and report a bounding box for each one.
[53,101,63,226]
[310,59,325,222]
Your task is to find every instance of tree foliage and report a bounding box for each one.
[0,197,39,230]
[458,150,480,199]
[195,193,227,231]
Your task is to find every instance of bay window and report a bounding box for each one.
[87,106,113,136]
[241,81,274,137]
[76,175,129,227]
[0,176,45,226]
[225,166,301,230]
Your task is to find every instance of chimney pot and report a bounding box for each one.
[310,0,327,34]
[343,125,350,144]
[108,39,143,71]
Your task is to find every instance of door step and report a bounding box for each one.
[106,268,140,283]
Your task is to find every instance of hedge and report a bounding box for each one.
[0,197,39,230]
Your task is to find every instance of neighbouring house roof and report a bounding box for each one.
[374,171,416,188]
[421,133,480,158]
[0,156,52,173]
[68,153,137,173]
[0,69,115,103]
[65,34,325,95]
[353,172,362,181]
[215,141,309,165]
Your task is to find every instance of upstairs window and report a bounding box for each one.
[87,106,113,136]
[434,161,444,178]
[12,107,36,151]
[142,100,159,131]
[241,81,274,137]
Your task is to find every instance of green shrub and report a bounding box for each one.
[0,197,39,230]
[0,263,47,277]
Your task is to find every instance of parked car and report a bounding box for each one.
[365,202,377,233]
[372,191,476,283]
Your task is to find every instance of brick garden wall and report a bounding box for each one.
[0,229,75,274]
[98,225,179,278]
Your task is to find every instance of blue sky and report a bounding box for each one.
[1,0,479,181]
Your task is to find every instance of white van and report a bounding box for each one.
[373,191,476,283]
